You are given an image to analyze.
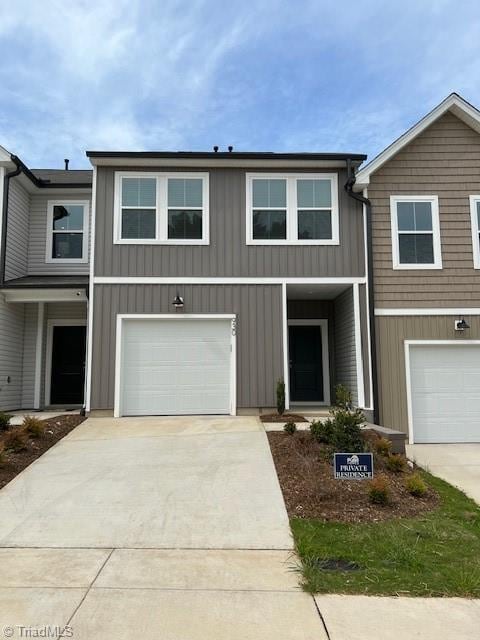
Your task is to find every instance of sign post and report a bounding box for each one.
[334,453,373,479]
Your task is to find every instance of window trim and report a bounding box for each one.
[469,195,480,269]
[246,173,339,245]
[390,195,442,270]
[45,200,90,264]
[113,171,209,245]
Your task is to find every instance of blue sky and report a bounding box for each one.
[1,0,480,169]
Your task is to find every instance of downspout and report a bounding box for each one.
[0,158,22,286]
[344,159,380,424]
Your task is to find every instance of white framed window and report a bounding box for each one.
[246,173,339,245]
[114,172,209,245]
[390,195,442,270]
[470,196,480,269]
[46,200,89,264]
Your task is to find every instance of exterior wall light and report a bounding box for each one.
[455,318,470,331]
[172,294,184,310]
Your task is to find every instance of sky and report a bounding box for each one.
[1,0,480,169]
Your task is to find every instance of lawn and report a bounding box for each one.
[292,471,480,597]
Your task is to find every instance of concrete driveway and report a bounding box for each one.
[407,443,480,504]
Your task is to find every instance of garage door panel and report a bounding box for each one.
[120,318,232,416]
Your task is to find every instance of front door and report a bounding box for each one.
[289,325,324,402]
[50,325,86,405]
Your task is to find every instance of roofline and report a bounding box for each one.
[354,92,480,189]
[6,155,92,189]
[86,150,366,161]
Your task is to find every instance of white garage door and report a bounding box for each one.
[119,317,233,416]
[408,344,480,443]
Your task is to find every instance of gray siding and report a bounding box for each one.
[21,304,37,408]
[334,288,358,405]
[5,179,29,281]
[94,167,365,277]
[0,294,25,410]
[28,194,91,275]
[91,284,283,410]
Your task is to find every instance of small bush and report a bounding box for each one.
[386,453,407,473]
[0,413,12,431]
[310,419,335,444]
[23,415,44,438]
[276,378,285,416]
[375,437,392,457]
[0,445,5,465]
[368,476,390,505]
[3,429,28,453]
[334,384,352,410]
[406,473,428,497]
[284,421,297,435]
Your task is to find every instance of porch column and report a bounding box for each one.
[353,283,365,408]
[33,302,45,409]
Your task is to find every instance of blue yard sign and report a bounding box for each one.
[334,453,374,479]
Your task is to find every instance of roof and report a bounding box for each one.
[31,169,92,186]
[354,93,480,190]
[1,275,89,289]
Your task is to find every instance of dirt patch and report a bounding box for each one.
[260,413,308,423]
[267,430,440,523]
[0,414,86,490]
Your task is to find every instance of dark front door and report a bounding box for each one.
[50,325,86,405]
[289,325,324,402]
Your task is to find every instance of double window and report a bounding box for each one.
[115,172,209,244]
[390,196,442,269]
[246,173,339,244]
[46,200,89,263]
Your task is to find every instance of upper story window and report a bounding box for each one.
[390,196,442,269]
[470,196,480,269]
[46,200,89,264]
[114,172,209,245]
[246,173,339,245]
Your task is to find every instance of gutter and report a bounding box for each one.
[0,158,22,286]
[344,159,379,424]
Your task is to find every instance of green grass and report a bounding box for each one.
[292,471,480,596]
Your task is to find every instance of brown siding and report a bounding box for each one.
[376,314,480,434]
[369,112,480,307]
[91,284,283,410]
[94,167,365,278]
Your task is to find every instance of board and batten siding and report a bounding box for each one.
[90,284,283,411]
[5,179,29,281]
[376,314,480,434]
[28,194,91,275]
[369,112,480,308]
[0,294,25,410]
[94,167,365,278]
[333,287,358,405]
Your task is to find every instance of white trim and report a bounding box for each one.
[94,276,366,285]
[404,339,480,444]
[113,171,210,245]
[45,319,87,407]
[33,302,45,409]
[363,189,374,410]
[90,157,353,169]
[376,307,480,316]
[45,200,89,264]
[287,319,331,405]
[390,195,442,270]
[0,168,4,256]
[352,283,365,408]
[469,195,480,269]
[85,167,97,413]
[281,283,290,411]
[245,173,339,245]
[355,93,480,188]
[3,289,87,303]
[114,314,237,418]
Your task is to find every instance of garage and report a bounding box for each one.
[116,315,235,416]
[406,342,480,443]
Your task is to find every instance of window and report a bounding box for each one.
[470,196,480,269]
[390,196,442,269]
[114,172,209,244]
[246,173,338,245]
[46,201,89,263]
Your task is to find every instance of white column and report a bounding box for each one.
[33,302,45,409]
[353,283,365,408]
[282,282,290,410]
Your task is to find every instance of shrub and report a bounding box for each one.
[406,473,428,497]
[276,378,285,415]
[386,453,407,473]
[310,407,365,453]
[0,413,12,431]
[284,421,297,435]
[334,384,352,410]
[375,437,392,457]
[3,429,28,453]
[368,476,390,505]
[310,419,335,444]
[0,445,5,466]
[23,416,44,438]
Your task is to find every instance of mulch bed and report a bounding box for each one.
[0,414,86,489]
[260,413,308,423]
[267,430,440,523]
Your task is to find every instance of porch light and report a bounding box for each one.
[172,294,184,310]
[455,318,470,331]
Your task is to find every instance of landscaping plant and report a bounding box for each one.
[334,384,352,410]
[311,406,365,453]
[405,473,428,497]
[0,412,12,431]
[23,415,44,438]
[3,429,28,453]
[309,419,335,444]
[386,453,407,473]
[368,475,390,505]
[283,421,297,435]
[276,378,285,416]
[0,445,5,466]
[374,437,392,457]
